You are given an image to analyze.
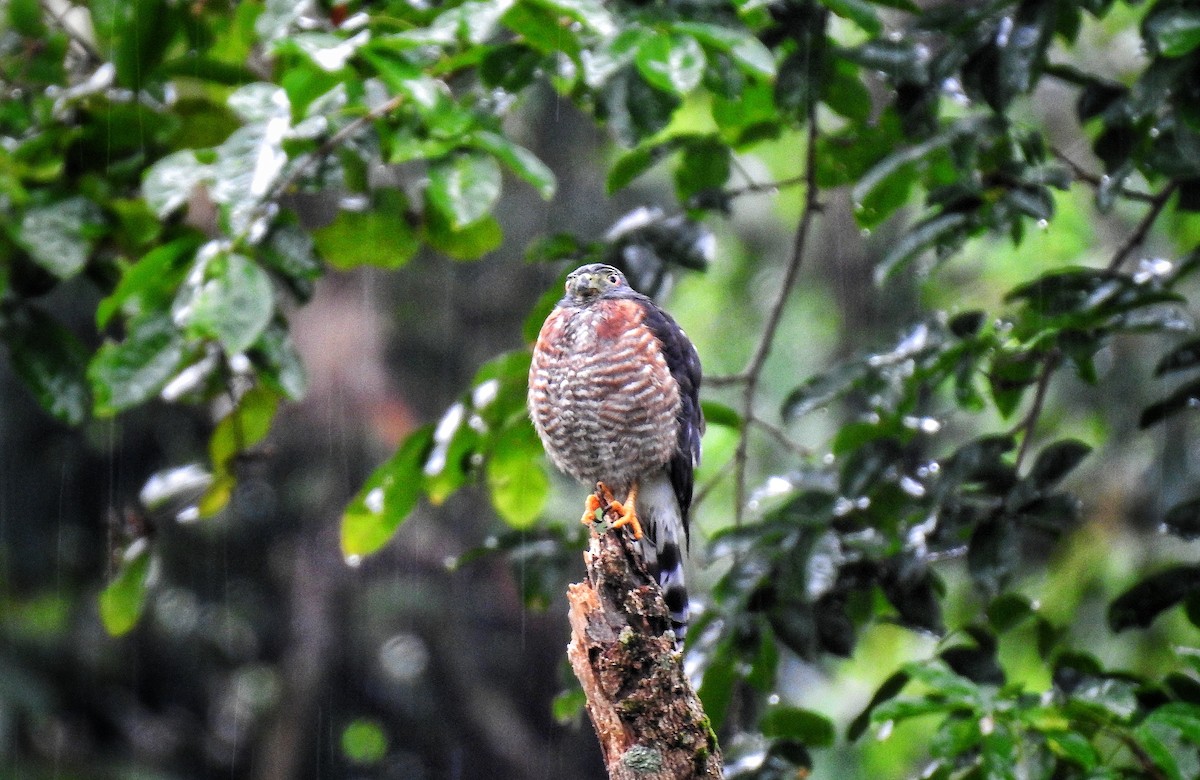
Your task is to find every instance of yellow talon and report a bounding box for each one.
[580,493,602,528]
[607,483,643,540]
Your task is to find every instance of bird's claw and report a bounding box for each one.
[584,481,643,540]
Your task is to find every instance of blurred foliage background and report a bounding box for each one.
[3,0,1200,778]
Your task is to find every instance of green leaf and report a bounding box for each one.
[19,197,103,279]
[6,307,90,426]
[700,400,742,430]
[341,426,434,560]
[1109,565,1200,631]
[818,0,881,34]
[987,593,1035,633]
[1164,497,1200,541]
[848,670,911,740]
[1140,377,1200,428]
[210,386,279,471]
[526,0,615,37]
[1155,338,1200,376]
[635,34,706,96]
[675,136,731,202]
[427,153,503,230]
[9,0,46,36]
[1027,439,1091,489]
[89,312,190,416]
[97,236,202,328]
[486,420,549,529]
[142,150,213,219]
[607,142,675,194]
[424,210,503,261]
[111,0,179,90]
[671,22,775,78]
[181,252,274,355]
[98,540,153,636]
[470,131,556,200]
[313,190,420,270]
[1045,732,1099,770]
[251,323,308,401]
[1144,6,1200,58]
[874,211,972,284]
[760,707,836,747]
[1145,702,1200,743]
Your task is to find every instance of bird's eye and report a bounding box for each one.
[608,273,620,284]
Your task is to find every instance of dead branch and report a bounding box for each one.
[566,495,722,780]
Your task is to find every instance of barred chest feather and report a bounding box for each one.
[528,298,681,493]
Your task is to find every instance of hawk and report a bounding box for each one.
[528,263,703,641]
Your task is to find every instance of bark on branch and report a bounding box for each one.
[566,494,722,780]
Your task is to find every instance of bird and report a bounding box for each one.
[528,263,703,642]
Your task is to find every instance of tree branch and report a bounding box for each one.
[1107,181,1177,272]
[1049,146,1156,204]
[731,110,821,525]
[1011,349,1061,471]
[566,492,722,780]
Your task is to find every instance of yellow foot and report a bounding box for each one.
[579,493,603,527]
[606,482,643,540]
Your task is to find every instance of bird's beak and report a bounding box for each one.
[567,271,600,298]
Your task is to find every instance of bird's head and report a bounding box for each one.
[563,264,630,304]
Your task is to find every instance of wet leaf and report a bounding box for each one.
[486,419,549,529]
[671,21,775,78]
[874,211,972,284]
[97,237,201,328]
[647,35,707,96]
[209,386,279,472]
[341,425,435,559]
[819,0,881,34]
[98,541,153,636]
[182,253,274,355]
[90,312,189,416]
[471,131,556,200]
[967,519,1018,598]
[314,190,420,270]
[251,323,308,401]
[1144,6,1200,58]
[425,210,503,261]
[19,197,103,279]
[143,150,213,219]
[607,142,674,194]
[987,592,1035,633]
[7,306,90,426]
[427,153,503,230]
[700,400,741,430]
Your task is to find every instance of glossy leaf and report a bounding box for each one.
[19,197,103,279]
[1140,377,1200,428]
[1027,439,1091,489]
[1144,6,1200,58]
[97,237,201,328]
[874,211,972,284]
[1155,338,1200,376]
[635,34,706,96]
[182,253,274,355]
[209,386,279,472]
[89,312,189,416]
[143,150,213,219]
[341,425,435,560]
[98,540,153,636]
[6,307,90,426]
[427,153,503,230]
[471,131,556,200]
[486,420,549,529]
[671,22,775,78]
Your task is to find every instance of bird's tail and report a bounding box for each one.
[635,476,689,645]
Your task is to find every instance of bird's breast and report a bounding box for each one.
[529,300,681,488]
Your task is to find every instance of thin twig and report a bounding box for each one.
[724,174,809,199]
[1049,146,1156,204]
[1011,349,1061,471]
[268,94,406,202]
[1107,181,1178,271]
[748,414,811,458]
[732,108,822,525]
